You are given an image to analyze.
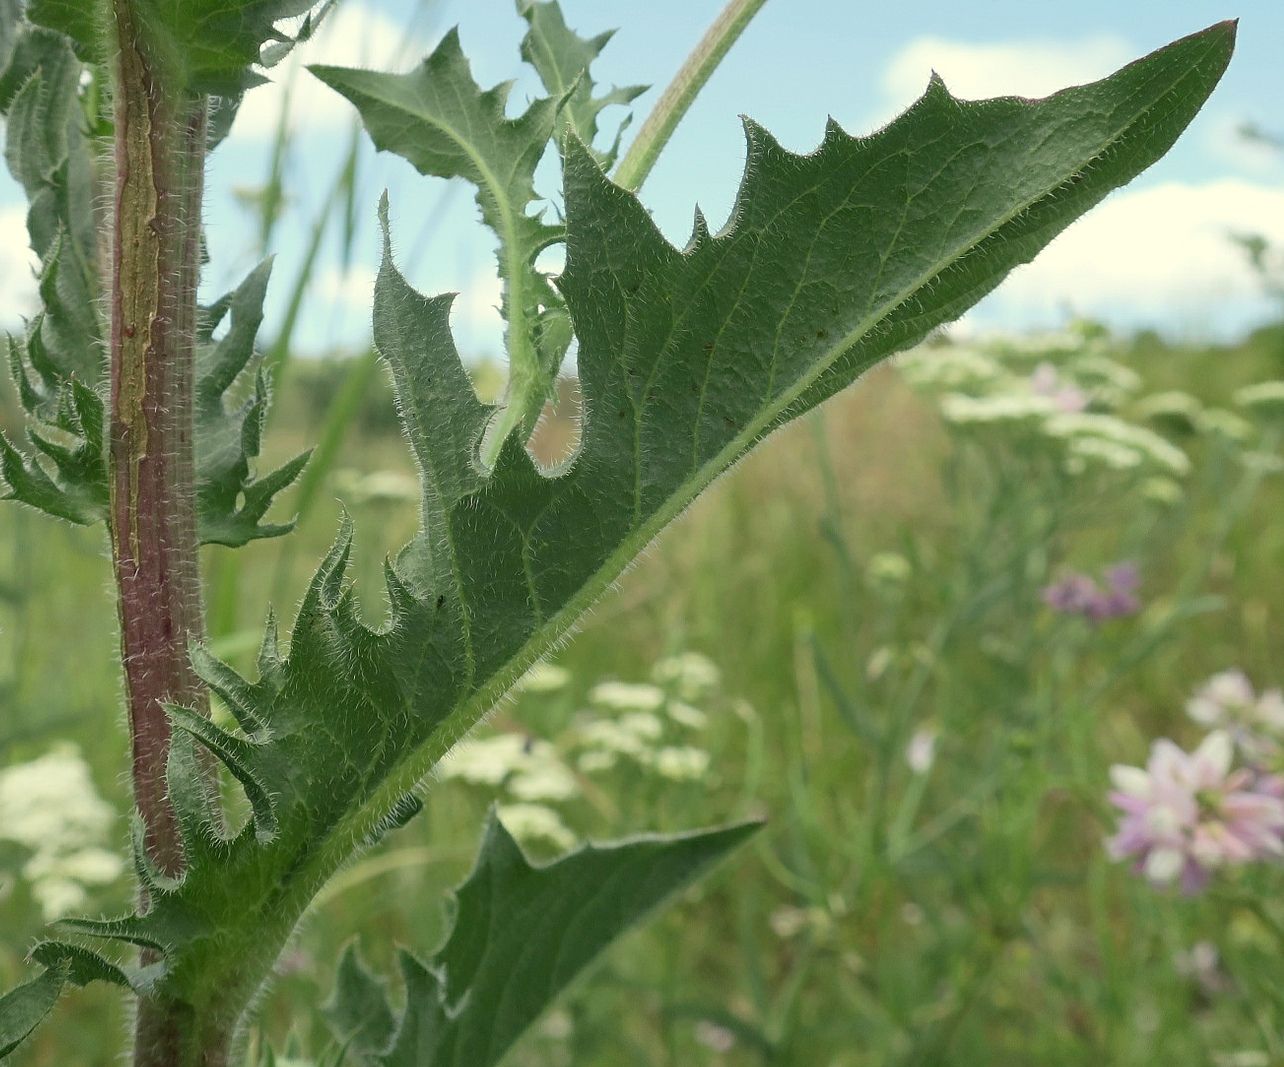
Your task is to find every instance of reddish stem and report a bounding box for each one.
[107,3,222,1063]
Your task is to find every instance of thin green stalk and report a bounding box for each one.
[613,0,770,192]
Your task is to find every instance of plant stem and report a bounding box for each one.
[613,0,771,192]
[107,2,217,1062]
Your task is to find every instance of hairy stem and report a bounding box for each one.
[613,0,771,192]
[107,2,217,1063]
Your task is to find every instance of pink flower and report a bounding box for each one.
[1043,560,1141,622]
[1031,362,1089,413]
[1107,731,1284,893]
[1187,670,1284,761]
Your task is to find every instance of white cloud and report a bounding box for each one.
[0,205,36,323]
[882,34,1133,107]
[313,263,504,357]
[973,180,1284,334]
[453,269,504,357]
[230,5,429,140]
[317,263,377,308]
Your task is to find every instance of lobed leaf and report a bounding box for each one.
[0,20,107,525]
[311,22,567,453]
[195,260,310,547]
[517,0,647,166]
[36,20,1233,1047]
[27,0,326,95]
[327,816,758,1066]
[0,963,65,1059]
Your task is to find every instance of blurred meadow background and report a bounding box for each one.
[3,0,1284,1064]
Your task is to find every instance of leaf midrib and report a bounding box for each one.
[262,32,1222,985]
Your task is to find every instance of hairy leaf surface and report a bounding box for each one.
[326,817,758,1066]
[16,20,1233,1049]
[195,260,310,546]
[518,0,647,166]
[0,20,107,524]
[311,28,567,450]
[27,0,325,94]
[0,964,65,1058]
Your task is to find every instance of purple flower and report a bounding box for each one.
[1043,560,1142,622]
[1107,731,1284,893]
[1031,361,1089,413]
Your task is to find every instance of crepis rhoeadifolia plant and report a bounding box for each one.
[0,0,1236,1062]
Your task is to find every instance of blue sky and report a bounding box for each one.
[2,0,1283,359]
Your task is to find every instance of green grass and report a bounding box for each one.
[1,323,1282,1066]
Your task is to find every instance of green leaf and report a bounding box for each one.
[0,963,66,1059]
[517,0,647,166]
[310,27,565,455]
[51,22,1233,1042]
[329,817,758,1066]
[321,943,396,1058]
[195,260,310,547]
[22,0,97,61]
[0,0,24,71]
[0,21,107,525]
[28,0,325,95]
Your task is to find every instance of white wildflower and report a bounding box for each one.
[0,745,116,851]
[1235,380,1284,416]
[1141,477,1184,506]
[577,720,652,762]
[1068,436,1144,471]
[620,712,664,741]
[1135,390,1203,432]
[667,700,709,730]
[333,469,418,505]
[0,746,124,920]
[1070,354,1142,399]
[694,1021,737,1054]
[588,681,665,712]
[654,746,710,781]
[496,804,576,851]
[515,661,571,694]
[896,346,1006,391]
[939,392,1057,425]
[1198,408,1254,443]
[436,734,530,786]
[577,750,618,774]
[23,847,124,887]
[905,727,938,775]
[652,652,720,700]
[507,761,579,803]
[1044,412,1190,475]
[865,551,911,587]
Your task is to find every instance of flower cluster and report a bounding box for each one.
[1043,561,1141,622]
[1107,670,1284,894]
[438,651,722,851]
[896,330,1278,486]
[1187,670,1284,763]
[0,745,125,919]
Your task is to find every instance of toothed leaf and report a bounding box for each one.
[0,963,66,1058]
[334,817,758,1067]
[311,27,566,454]
[518,0,646,166]
[0,22,107,526]
[195,260,309,547]
[44,25,1232,1047]
[322,943,397,1058]
[27,0,326,95]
